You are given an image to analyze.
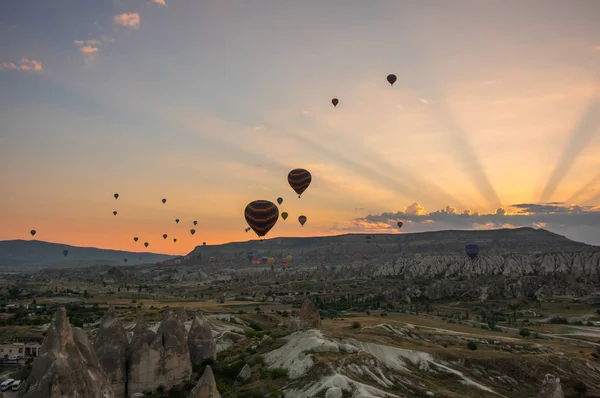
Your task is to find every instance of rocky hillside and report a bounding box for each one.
[0,239,172,269]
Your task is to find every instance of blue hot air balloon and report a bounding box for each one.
[465,243,479,260]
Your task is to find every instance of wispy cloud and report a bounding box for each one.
[114,12,140,29]
[0,58,43,72]
[74,40,103,62]
[150,0,166,5]
[419,97,430,104]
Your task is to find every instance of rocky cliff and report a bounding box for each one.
[93,308,129,398]
[188,311,217,365]
[21,307,114,398]
[188,365,221,398]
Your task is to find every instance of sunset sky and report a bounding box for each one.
[1,1,599,255]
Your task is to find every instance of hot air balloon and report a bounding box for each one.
[175,219,179,224]
[163,234,168,240]
[252,257,260,266]
[162,198,167,204]
[209,257,216,263]
[277,197,283,205]
[280,261,287,270]
[173,238,177,243]
[30,230,36,237]
[133,237,139,242]
[193,220,198,226]
[113,211,117,216]
[267,257,275,265]
[124,258,128,263]
[114,193,119,199]
[298,215,307,227]
[144,242,149,248]
[285,255,292,262]
[397,221,403,228]
[366,236,372,244]
[62,250,68,257]
[331,98,339,107]
[260,256,268,264]
[190,229,196,235]
[288,169,312,198]
[415,253,423,259]
[387,74,397,85]
[281,212,288,221]
[203,242,206,246]
[244,200,279,239]
[465,243,479,260]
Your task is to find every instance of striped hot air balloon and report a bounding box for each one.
[287,168,312,198]
[244,200,279,239]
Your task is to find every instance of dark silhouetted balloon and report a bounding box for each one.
[114,193,119,199]
[62,249,68,257]
[465,243,479,260]
[162,198,167,204]
[190,229,196,235]
[30,230,36,237]
[163,234,167,239]
[244,200,279,238]
[134,237,139,242]
[124,258,128,263]
[387,74,397,85]
[331,98,339,107]
[288,169,312,198]
[193,220,198,226]
[113,211,117,216]
[281,212,288,221]
[203,242,206,246]
[298,215,307,227]
[144,242,149,248]
[173,238,177,242]
[175,219,179,224]
[277,197,283,205]
[397,221,403,228]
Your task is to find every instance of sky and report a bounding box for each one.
[1,0,599,255]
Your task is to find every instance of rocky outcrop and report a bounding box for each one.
[93,308,129,398]
[104,267,126,284]
[128,310,192,395]
[234,364,251,386]
[21,307,114,398]
[188,311,217,365]
[537,374,564,398]
[188,365,221,398]
[291,299,321,330]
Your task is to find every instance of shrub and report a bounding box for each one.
[519,328,531,337]
[467,341,478,351]
[351,321,361,329]
[572,380,587,395]
[548,316,569,325]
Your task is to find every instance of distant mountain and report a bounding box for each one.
[166,227,599,266]
[0,240,173,270]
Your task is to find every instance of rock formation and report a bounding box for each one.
[128,310,192,395]
[93,308,129,398]
[188,311,217,365]
[104,267,126,284]
[20,307,114,398]
[234,364,251,386]
[291,299,322,330]
[537,374,564,398]
[188,365,221,398]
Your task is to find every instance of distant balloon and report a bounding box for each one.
[277,197,283,205]
[190,229,196,235]
[62,249,68,257]
[397,221,403,229]
[133,237,139,242]
[193,220,198,226]
[175,219,179,224]
[162,198,167,204]
[288,169,312,198]
[267,257,275,265]
[465,243,480,260]
[203,242,206,246]
[285,255,292,262]
[244,200,279,238]
[281,212,288,221]
[209,257,215,263]
[280,261,287,270]
[298,215,307,227]
[163,234,168,240]
[252,257,260,266]
[144,242,149,248]
[387,74,397,85]
[30,230,36,237]
[113,211,117,216]
[114,193,119,199]
[173,238,177,243]
[331,98,339,107]
[124,258,128,263]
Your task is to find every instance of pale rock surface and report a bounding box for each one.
[188,311,217,364]
[188,365,221,398]
[21,307,114,398]
[537,374,564,398]
[324,386,343,398]
[94,308,129,398]
[234,364,251,386]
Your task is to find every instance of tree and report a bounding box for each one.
[508,301,520,324]
[83,290,89,299]
[8,286,21,299]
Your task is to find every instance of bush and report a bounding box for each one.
[548,316,569,325]
[519,328,531,337]
[351,321,361,329]
[467,341,478,351]
[572,380,587,394]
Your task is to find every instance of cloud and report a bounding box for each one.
[150,0,166,5]
[346,202,600,242]
[73,40,103,62]
[114,12,140,29]
[419,97,430,104]
[0,58,43,72]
